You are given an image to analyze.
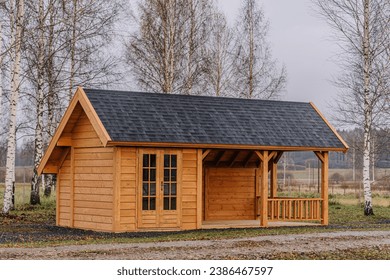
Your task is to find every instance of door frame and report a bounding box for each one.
[137,148,182,229]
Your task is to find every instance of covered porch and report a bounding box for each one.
[201,149,329,228]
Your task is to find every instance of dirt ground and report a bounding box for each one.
[1,230,389,260]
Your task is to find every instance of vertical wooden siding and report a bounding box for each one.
[119,147,137,231]
[181,149,199,230]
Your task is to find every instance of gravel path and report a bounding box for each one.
[1,230,389,259]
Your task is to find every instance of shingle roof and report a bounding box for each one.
[83,88,346,150]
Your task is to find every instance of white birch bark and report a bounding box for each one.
[362,0,373,215]
[0,18,3,118]
[44,0,56,197]
[3,0,24,215]
[30,0,45,205]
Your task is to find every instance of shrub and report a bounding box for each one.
[330,172,344,184]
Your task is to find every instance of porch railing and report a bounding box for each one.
[267,198,323,221]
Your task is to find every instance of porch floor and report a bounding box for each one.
[201,220,320,229]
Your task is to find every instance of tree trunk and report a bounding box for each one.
[248,0,254,99]
[44,175,53,197]
[30,0,45,205]
[69,0,78,100]
[3,0,24,215]
[0,19,3,118]
[44,0,57,198]
[185,0,195,95]
[362,0,374,216]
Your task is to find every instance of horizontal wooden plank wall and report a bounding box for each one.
[181,149,198,230]
[72,147,114,231]
[63,109,114,231]
[119,147,137,231]
[206,168,256,221]
[71,111,103,148]
[57,153,71,227]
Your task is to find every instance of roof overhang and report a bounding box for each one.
[309,102,349,152]
[106,141,348,153]
[38,87,112,175]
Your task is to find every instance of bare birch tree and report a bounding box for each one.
[62,0,122,100]
[233,0,286,99]
[26,0,45,204]
[127,0,214,94]
[24,0,122,201]
[203,11,235,97]
[3,0,24,215]
[313,0,390,215]
[127,0,187,93]
[182,0,212,95]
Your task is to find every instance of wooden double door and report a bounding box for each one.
[137,149,181,229]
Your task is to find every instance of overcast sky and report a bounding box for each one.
[218,0,341,120]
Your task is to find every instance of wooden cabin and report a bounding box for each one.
[38,87,348,232]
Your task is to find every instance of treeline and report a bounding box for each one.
[0,0,286,213]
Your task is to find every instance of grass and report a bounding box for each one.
[0,183,51,208]
[328,192,390,207]
[1,196,390,248]
[1,184,390,250]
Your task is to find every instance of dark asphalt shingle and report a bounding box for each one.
[83,88,346,149]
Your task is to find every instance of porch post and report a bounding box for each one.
[259,151,269,227]
[270,159,277,198]
[270,151,283,198]
[315,151,329,225]
[321,152,329,225]
[197,149,204,229]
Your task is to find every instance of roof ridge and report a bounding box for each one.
[83,88,310,105]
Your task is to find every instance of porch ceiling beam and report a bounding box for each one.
[243,151,253,167]
[202,149,212,160]
[214,151,225,166]
[228,151,240,167]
